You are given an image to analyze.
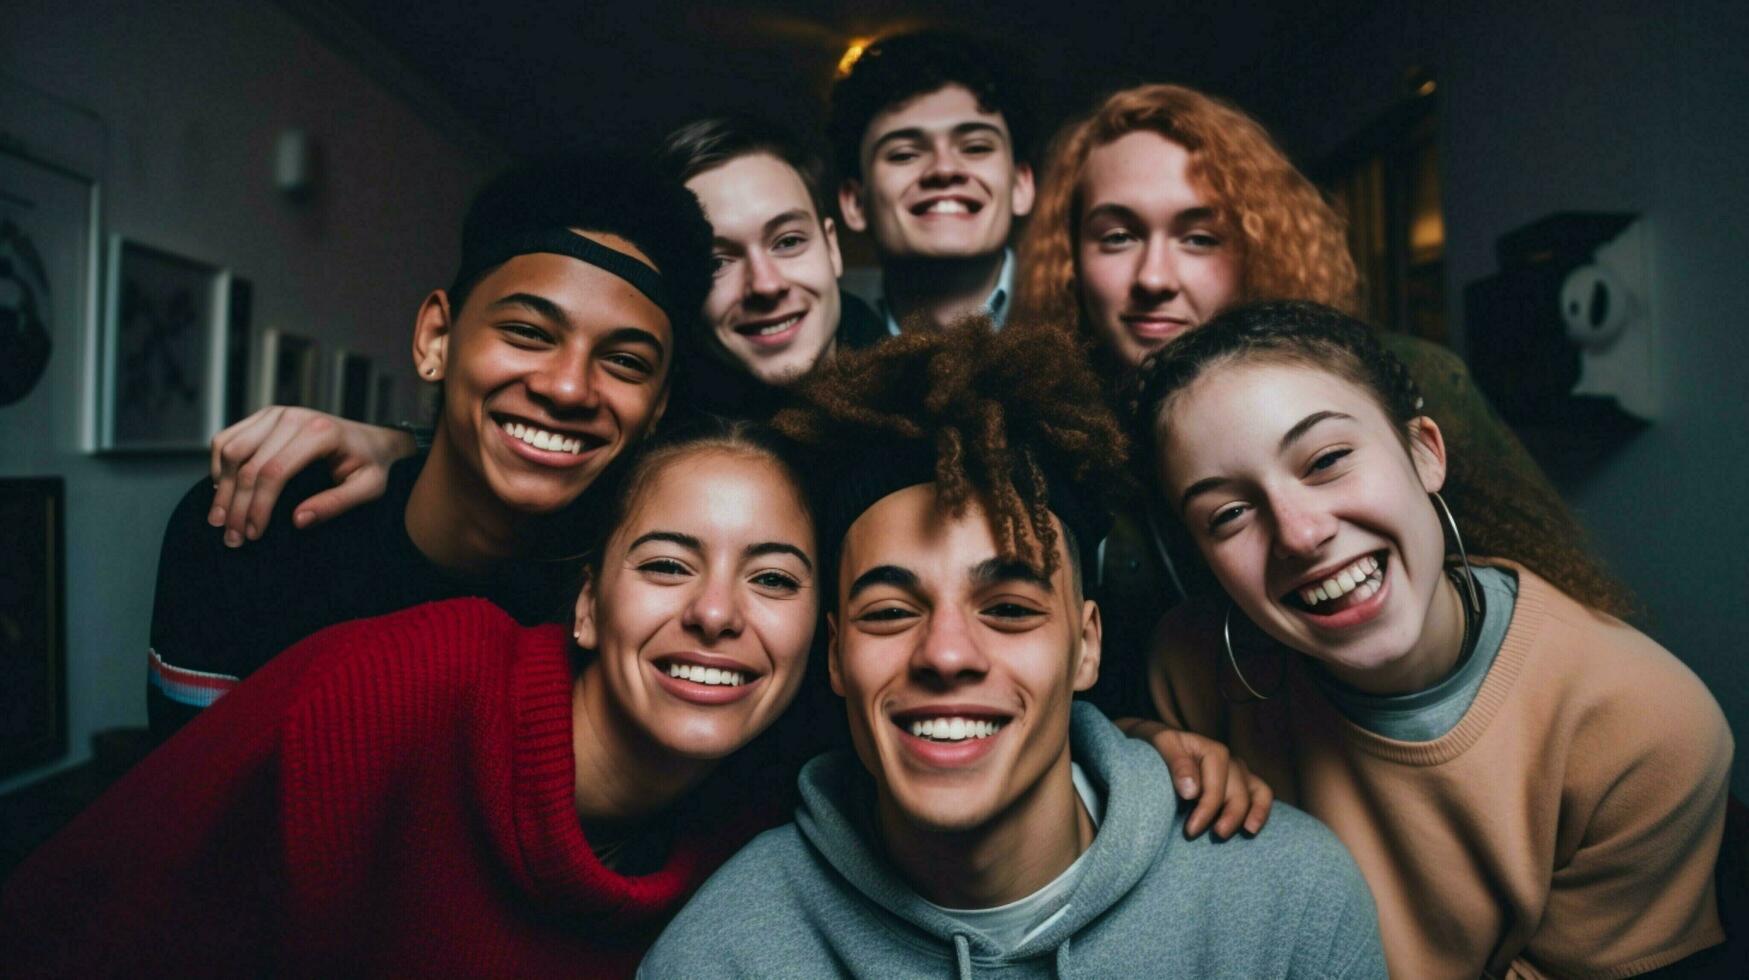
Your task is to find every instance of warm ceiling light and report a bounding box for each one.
[837,37,874,77]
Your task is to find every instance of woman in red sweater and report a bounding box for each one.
[1,419,820,978]
[1131,301,1732,978]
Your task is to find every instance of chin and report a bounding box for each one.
[649,715,758,762]
[889,783,1001,833]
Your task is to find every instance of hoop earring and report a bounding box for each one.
[1223,603,1285,703]
[1430,491,1481,616]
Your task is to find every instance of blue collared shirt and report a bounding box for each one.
[879,248,1016,336]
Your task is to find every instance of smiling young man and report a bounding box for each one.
[827,30,1036,334]
[638,322,1385,978]
[657,114,887,419]
[146,154,712,737]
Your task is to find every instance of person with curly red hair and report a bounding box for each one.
[1013,85,1567,716]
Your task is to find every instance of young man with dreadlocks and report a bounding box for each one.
[638,320,1384,978]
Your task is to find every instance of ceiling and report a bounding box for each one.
[311,0,1381,160]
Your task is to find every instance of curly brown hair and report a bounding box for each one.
[1128,301,1634,618]
[1015,84,1359,353]
[771,318,1132,579]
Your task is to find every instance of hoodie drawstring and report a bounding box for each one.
[953,933,973,979]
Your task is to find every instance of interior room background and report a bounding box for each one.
[2,0,1744,800]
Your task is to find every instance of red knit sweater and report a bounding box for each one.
[1,599,753,978]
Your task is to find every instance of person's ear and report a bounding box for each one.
[1009,161,1036,219]
[412,289,453,381]
[1407,416,1448,493]
[823,216,844,279]
[838,180,869,233]
[572,568,599,649]
[1072,599,1102,692]
[826,612,846,697]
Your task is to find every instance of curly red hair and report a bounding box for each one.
[1016,84,1359,350]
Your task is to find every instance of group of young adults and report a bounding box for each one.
[1,29,1732,980]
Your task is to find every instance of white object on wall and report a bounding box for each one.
[1560,218,1655,418]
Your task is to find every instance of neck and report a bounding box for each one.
[404,430,527,573]
[1329,569,1468,695]
[570,659,714,822]
[876,749,1093,909]
[880,250,1006,331]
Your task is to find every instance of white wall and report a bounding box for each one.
[1220,0,1749,792]
[0,0,498,791]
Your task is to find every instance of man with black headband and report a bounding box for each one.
[146,153,711,737]
[640,322,1384,978]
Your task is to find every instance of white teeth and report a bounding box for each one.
[923,199,970,214]
[1297,555,1384,608]
[906,716,1004,742]
[667,663,746,686]
[749,314,802,337]
[502,419,587,455]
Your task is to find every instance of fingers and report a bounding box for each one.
[222,411,332,546]
[239,417,342,538]
[209,408,284,529]
[1183,743,1231,840]
[1241,767,1274,837]
[291,464,388,530]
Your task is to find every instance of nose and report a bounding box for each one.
[682,570,745,642]
[744,250,788,303]
[1131,237,1181,299]
[1269,491,1338,562]
[909,605,989,686]
[920,145,967,188]
[525,342,602,415]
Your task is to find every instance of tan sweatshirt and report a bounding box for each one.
[1149,563,1731,978]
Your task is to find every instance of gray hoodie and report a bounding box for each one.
[640,704,1384,978]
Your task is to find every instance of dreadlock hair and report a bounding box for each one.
[771,317,1131,584]
[1127,300,1634,619]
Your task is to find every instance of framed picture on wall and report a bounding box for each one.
[330,349,374,421]
[0,478,67,780]
[0,145,99,419]
[97,236,231,451]
[257,327,318,408]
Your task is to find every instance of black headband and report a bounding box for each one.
[822,441,1111,577]
[455,227,674,322]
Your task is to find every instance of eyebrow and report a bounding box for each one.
[846,565,919,602]
[1178,410,1358,511]
[764,209,815,235]
[746,542,813,573]
[489,292,568,325]
[1081,203,1220,229]
[969,557,1053,591]
[1279,410,1354,453]
[870,121,1007,155]
[628,530,700,552]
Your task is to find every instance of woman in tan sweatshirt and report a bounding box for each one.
[1131,300,1731,978]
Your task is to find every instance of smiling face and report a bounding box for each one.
[829,484,1099,833]
[576,448,817,760]
[417,234,672,516]
[689,154,845,385]
[1157,360,1461,688]
[1077,132,1243,367]
[839,85,1035,263]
